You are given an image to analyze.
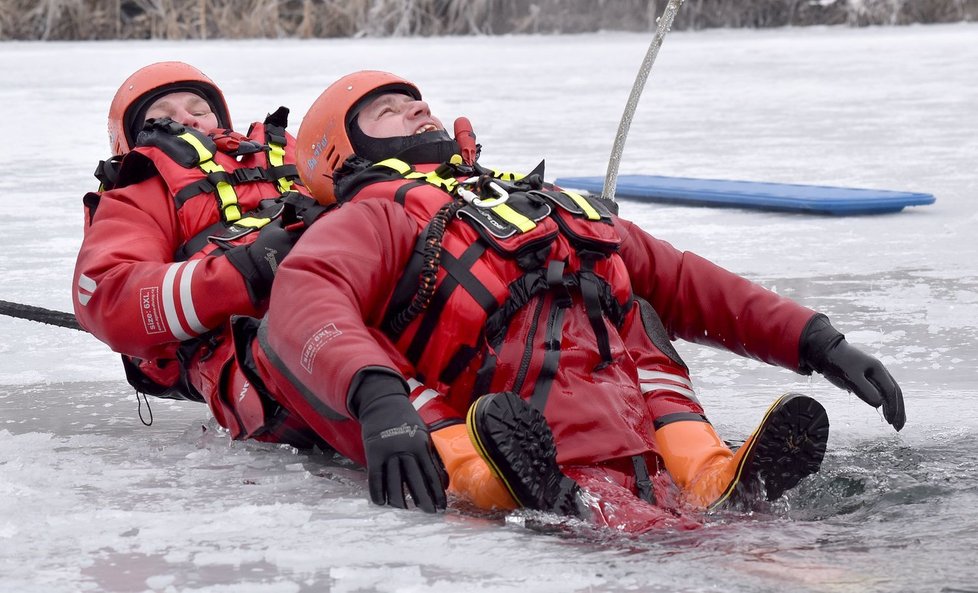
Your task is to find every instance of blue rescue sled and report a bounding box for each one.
[552,175,935,216]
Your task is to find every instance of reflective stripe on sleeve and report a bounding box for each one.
[637,369,697,399]
[178,259,209,335]
[161,263,192,341]
[161,261,208,341]
[77,274,96,306]
[407,378,441,410]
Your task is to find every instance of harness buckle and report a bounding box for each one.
[231,167,270,184]
[457,176,509,208]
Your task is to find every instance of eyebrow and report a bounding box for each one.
[151,96,210,111]
[364,94,408,115]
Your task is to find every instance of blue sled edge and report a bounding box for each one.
[553,175,936,216]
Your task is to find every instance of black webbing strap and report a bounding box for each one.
[653,411,710,430]
[175,218,228,262]
[578,255,614,364]
[529,261,571,412]
[173,167,295,207]
[267,164,299,182]
[394,180,429,206]
[631,455,656,504]
[404,242,490,363]
[438,342,482,387]
[174,178,216,207]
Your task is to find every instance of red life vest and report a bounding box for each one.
[338,158,660,465]
[82,110,324,402]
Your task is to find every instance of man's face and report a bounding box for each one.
[356,93,444,138]
[144,91,219,134]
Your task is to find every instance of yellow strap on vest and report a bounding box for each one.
[376,158,539,232]
[179,131,214,162]
[561,189,601,221]
[490,169,525,182]
[490,202,536,233]
[376,158,459,193]
[179,131,242,222]
[376,158,412,175]
[230,217,272,230]
[268,140,294,193]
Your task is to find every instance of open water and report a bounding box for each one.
[1,23,976,593]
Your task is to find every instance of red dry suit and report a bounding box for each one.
[246,157,818,512]
[73,112,324,443]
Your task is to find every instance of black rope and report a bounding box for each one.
[0,299,164,426]
[387,198,465,335]
[136,391,154,426]
[0,300,84,331]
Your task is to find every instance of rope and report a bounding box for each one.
[602,0,686,203]
[387,197,466,335]
[0,299,84,331]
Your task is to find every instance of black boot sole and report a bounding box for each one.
[466,392,581,516]
[712,392,830,508]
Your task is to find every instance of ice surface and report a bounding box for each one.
[1,23,977,592]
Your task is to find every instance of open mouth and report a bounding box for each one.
[415,123,438,134]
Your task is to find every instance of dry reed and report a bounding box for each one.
[1,0,975,40]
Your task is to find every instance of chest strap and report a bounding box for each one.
[174,191,328,262]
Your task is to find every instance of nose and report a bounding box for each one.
[173,108,201,129]
[406,99,430,120]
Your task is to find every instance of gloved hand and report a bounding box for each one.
[226,217,302,305]
[800,314,906,431]
[353,373,448,513]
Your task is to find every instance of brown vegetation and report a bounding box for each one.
[1,0,975,41]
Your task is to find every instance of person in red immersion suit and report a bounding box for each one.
[231,71,904,533]
[73,62,329,447]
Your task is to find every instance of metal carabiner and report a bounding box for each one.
[457,176,509,208]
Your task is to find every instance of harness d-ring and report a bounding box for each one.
[457,176,509,208]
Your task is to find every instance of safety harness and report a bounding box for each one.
[338,156,629,410]
[85,109,327,402]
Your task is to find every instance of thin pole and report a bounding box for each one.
[601,0,686,203]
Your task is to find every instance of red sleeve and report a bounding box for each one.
[72,176,259,359]
[616,217,816,370]
[264,199,420,419]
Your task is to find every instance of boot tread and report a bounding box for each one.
[467,392,580,516]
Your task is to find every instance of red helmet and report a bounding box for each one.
[107,61,231,155]
[297,70,420,205]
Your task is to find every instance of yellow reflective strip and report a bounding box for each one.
[376,158,412,174]
[215,184,239,220]
[198,160,221,173]
[233,217,271,229]
[562,189,601,221]
[178,132,214,162]
[268,142,294,192]
[196,156,241,222]
[222,203,242,221]
[491,169,524,181]
[491,203,536,233]
[268,143,285,167]
[423,172,457,192]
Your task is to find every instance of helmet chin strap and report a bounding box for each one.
[349,120,459,165]
[392,134,461,165]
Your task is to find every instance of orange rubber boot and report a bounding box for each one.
[430,423,518,511]
[655,393,830,509]
[655,418,737,508]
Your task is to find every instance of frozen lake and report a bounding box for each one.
[1,23,977,592]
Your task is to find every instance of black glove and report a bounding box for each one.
[226,218,301,305]
[352,373,448,513]
[800,314,906,431]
